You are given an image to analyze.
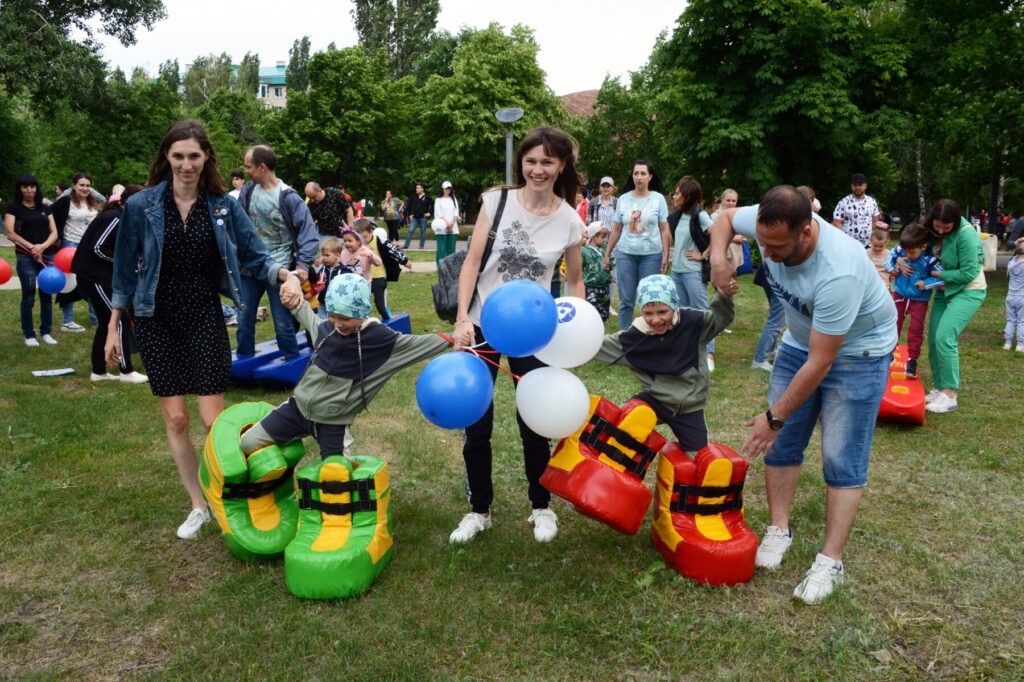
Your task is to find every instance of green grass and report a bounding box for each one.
[1,246,1021,680]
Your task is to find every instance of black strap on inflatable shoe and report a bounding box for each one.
[579,415,659,478]
[297,477,377,516]
[222,465,297,499]
[670,481,745,515]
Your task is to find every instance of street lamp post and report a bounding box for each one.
[495,107,524,185]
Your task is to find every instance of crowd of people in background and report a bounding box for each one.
[5,118,1009,606]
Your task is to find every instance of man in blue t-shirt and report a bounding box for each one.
[237,145,319,360]
[709,185,897,605]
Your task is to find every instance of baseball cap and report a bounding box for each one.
[600,176,614,186]
[586,221,607,238]
[441,180,452,189]
[851,173,868,184]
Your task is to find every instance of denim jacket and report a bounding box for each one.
[111,180,279,316]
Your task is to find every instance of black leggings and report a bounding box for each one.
[370,277,388,317]
[83,282,135,375]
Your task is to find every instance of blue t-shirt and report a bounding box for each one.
[672,209,712,273]
[733,206,897,356]
[614,191,669,255]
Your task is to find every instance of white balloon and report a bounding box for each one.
[60,272,78,294]
[535,297,606,368]
[431,217,448,233]
[515,367,591,439]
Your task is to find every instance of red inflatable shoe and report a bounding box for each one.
[541,396,666,535]
[651,442,758,586]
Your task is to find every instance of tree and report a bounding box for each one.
[158,59,180,92]
[286,36,311,93]
[413,23,567,212]
[0,0,166,109]
[236,52,261,97]
[0,90,34,193]
[570,73,658,190]
[195,87,269,170]
[351,0,440,79]
[647,0,883,204]
[269,46,415,197]
[181,53,233,111]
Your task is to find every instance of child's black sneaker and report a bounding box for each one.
[905,358,917,378]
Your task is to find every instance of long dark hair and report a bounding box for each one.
[674,176,703,213]
[147,120,227,195]
[13,174,42,209]
[621,159,666,195]
[923,199,962,238]
[513,126,581,201]
[69,172,101,211]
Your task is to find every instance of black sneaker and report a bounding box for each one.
[905,358,917,378]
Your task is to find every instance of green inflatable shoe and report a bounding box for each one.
[285,455,394,599]
[199,402,305,561]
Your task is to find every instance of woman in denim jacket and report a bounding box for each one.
[106,120,292,540]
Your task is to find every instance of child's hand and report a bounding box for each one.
[404,262,414,271]
[280,279,303,309]
[916,280,926,290]
[358,246,373,258]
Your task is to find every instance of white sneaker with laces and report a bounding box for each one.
[449,512,491,543]
[119,371,149,384]
[755,525,792,569]
[750,359,773,372]
[528,508,558,542]
[61,321,86,333]
[1004,342,1013,350]
[793,553,845,604]
[925,392,958,413]
[41,334,58,345]
[90,372,119,382]
[925,389,943,404]
[176,507,211,539]
[25,337,40,347]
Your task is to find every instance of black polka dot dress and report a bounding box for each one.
[135,191,230,397]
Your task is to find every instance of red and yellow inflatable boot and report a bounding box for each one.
[284,455,393,600]
[540,396,666,535]
[200,402,305,561]
[651,442,758,585]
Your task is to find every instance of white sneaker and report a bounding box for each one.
[925,389,943,404]
[119,371,149,384]
[751,359,773,372]
[90,372,119,382]
[707,355,716,372]
[1004,342,1012,350]
[61,322,86,332]
[449,512,491,543]
[793,553,845,604]
[24,337,40,347]
[41,334,58,345]
[926,392,958,414]
[176,507,211,539]
[755,525,792,569]
[528,508,559,542]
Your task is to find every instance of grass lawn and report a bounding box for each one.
[1,246,1021,680]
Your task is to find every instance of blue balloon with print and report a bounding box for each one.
[480,280,558,357]
[37,265,67,295]
[416,352,494,429]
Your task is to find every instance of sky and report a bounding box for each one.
[95,0,685,96]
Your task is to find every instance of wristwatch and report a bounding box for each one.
[765,408,785,431]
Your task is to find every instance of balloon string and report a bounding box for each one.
[462,346,519,381]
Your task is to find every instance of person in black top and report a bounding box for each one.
[402,182,433,249]
[71,185,148,383]
[3,174,59,346]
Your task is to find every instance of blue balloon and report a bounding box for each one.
[416,353,494,429]
[480,280,558,357]
[37,265,67,295]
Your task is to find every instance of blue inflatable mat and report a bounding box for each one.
[231,332,309,381]
[383,313,411,335]
[251,347,312,386]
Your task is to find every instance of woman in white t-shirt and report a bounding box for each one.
[51,172,103,331]
[433,180,459,262]
[449,126,585,546]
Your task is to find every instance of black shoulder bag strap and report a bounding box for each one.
[688,204,709,252]
[479,188,507,269]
